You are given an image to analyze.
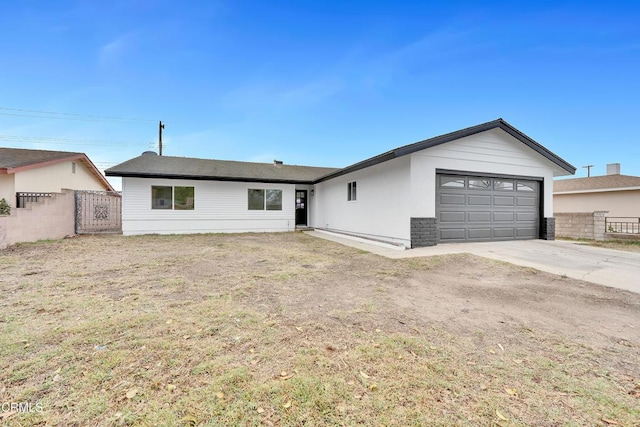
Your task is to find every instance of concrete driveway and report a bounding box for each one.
[306,231,640,294]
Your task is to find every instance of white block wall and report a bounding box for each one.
[121,177,296,235]
[313,156,412,247]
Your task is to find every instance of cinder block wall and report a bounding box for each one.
[554,211,608,241]
[0,189,75,249]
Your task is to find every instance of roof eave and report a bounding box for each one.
[313,119,576,183]
[106,171,317,185]
[554,186,640,194]
[496,120,576,175]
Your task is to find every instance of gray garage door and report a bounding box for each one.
[436,174,539,242]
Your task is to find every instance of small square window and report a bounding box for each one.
[248,189,265,210]
[174,186,195,210]
[347,181,357,201]
[152,186,173,209]
[266,189,282,210]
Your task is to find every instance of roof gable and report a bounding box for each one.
[316,119,576,182]
[0,147,115,191]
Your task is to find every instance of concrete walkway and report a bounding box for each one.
[305,231,640,294]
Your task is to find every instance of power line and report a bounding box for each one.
[0,134,154,148]
[0,106,156,123]
[0,111,157,124]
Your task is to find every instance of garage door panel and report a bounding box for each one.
[517,196,537,206]
[468,195,491,205]
[440,194,465,205]
[436,174,539,243]
[493,211,515,221]
[440,229,465,240]
[439,211,465,222]
[468,211,491,222]
[468,228,492,239]
[516,211,536,221]
[516,227,537,238]
[493,227,515,238]
[494,195,515,206]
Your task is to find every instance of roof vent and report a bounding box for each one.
[606,163,621,175]
[273,160,283,166]
[142,151,158,156]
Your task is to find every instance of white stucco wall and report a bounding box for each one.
[410,128,558,218]
[121,177,297,235]
[14,160,108,193]
[554,190,640,217]
[0,175,15,207]
[313,156,412,246]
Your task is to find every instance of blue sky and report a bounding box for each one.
[1,1,639,189]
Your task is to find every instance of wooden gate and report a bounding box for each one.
[75,191,122,234]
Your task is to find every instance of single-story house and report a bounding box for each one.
[0,147,115,207]
[106,119,575,247]
[554,163,640,217]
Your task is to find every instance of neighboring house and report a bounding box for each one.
[0,147,114,207]
[106,119,575,248]
[554,163,640,217]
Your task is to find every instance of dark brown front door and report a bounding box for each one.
[295,190,307,226]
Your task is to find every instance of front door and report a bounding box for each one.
[295,190,307,226]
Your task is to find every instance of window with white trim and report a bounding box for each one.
[248,189,283,210]
[152,186,195,210]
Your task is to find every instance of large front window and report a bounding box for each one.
[248,189,283,210]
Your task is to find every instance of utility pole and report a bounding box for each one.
[159,121,165,156]
[582,164,594,177]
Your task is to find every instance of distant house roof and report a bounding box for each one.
[554,174,640,194]
[0,147,114,191]
[105,152,340,184]
[107,119,576,184]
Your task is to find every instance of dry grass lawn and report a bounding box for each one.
[586,240,640,253]
[1,233,639,426]
[558,236,640,253]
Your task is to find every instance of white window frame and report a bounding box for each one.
[151,185,195,210]
[248,188,283,211]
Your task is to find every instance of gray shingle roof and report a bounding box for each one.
[0,147,82,170]
[554,174,640,193]
[106,119,576,184]
[105,153,339,183]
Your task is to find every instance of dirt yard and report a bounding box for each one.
[1,233,639,426]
